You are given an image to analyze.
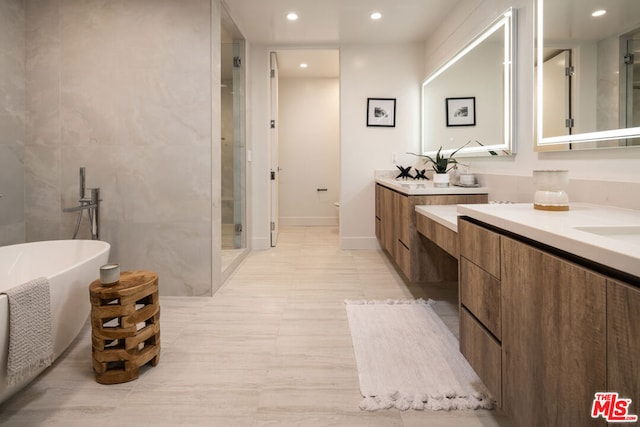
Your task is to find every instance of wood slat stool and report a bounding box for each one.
[89,270,160,384]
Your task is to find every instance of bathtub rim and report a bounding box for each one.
[0,239,111,291]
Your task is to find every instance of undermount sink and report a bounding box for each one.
[573,225,640,246]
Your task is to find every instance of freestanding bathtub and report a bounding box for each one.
[0,239,110,404]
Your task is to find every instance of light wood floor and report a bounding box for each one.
[0,226,512,426]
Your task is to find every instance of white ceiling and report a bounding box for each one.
[222,0,461,45]
[222,0,462,78]
[275,49,339,78]
[544,0,640,42]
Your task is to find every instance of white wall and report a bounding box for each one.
[426,0,640,184]
[279,77,340,226]
[340,43,424,249]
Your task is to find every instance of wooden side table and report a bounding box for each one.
[89,270,160,384]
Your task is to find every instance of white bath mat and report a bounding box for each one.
[345,299,494,411]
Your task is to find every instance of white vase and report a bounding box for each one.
[532,170,569,211]
[433,173,450,188]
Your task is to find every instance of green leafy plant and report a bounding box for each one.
[409,140,470,174]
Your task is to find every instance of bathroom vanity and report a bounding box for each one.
[374,177,487,282]
[457,203,640,426]
[414,204,460,259]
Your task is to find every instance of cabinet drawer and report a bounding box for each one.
[395,240,411,279]
[460,257,501,340]
[460,307,502,408]
[396,194,412,248]
[459,218,500,278]
[416,214,458,259]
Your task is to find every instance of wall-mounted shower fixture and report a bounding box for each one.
[63,167,101,240]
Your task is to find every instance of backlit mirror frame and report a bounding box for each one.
[421,8,516,157]
[535,0,640,149]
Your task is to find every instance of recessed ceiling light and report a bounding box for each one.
[370,12,382,20]
[286,12,298,21]
[591,9,607,17]
[299,63,308,69]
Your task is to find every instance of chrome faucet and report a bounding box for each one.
[80,166,86,200]
[63,167,101,240]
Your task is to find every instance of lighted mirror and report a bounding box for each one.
[422,8,515,157]
[535,0,640,150]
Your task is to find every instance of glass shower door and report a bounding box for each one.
[232,39,245,250]
[220,18,246,274]
[625,38,640,128]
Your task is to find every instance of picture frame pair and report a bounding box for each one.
[366,96,476,128]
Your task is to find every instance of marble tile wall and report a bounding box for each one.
[24,0,218,296]
[0,0,26,246]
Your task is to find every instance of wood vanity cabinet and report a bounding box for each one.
[458,219,503,407]
[459,217,640,427]
[501,236,606,427]
[607,279,640,416]
[375,183,395,254]
[415,215,459,259]
[375,183,486,282]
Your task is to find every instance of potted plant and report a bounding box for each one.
[409,141,470,187]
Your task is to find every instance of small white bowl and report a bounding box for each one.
[459,174,476,186]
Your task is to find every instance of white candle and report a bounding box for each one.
[100,264,120,286]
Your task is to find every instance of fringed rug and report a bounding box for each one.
[345,299,494,411]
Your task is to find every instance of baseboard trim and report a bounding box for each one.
[340,236,379,250]
[279,217,338,227]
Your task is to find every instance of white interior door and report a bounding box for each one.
[542,49,572,137]
[269,51,280,247]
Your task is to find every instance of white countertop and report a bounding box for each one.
[376,177,489,196]
[415,205,459,232]
[457,202,640,278]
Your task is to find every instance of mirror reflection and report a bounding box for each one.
[422,9,515,157]
[536,0,640,149]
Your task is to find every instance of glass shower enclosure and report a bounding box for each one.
[221,14,246,273]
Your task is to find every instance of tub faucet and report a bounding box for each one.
[63,167,101,240]
[80,167,86,200]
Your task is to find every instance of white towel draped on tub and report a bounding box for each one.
[2,277,54,386]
